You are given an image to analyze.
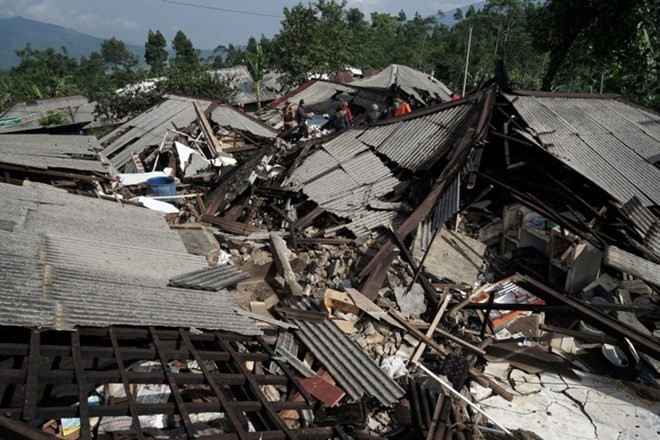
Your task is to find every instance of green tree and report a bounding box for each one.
[101,37,138,71]
[246,42,268,110]
[5,45,82,103]
[345,7,369,67]
[144,30,168,75]
[532,0,658,106]
[362,12,400,68]
[171,30,200,68]
[273,0,352,88]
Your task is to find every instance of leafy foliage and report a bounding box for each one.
[38,109,70,126]
[273,0,353,88]
[144,30,168,75]
[532,0,659,107]
[171,30,200,68]
[246,42,268,109]
[101,37,138,71]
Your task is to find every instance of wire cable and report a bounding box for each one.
[159,0,284,19]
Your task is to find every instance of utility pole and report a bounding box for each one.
[462,26,473,97]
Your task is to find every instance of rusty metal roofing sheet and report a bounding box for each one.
[352,64,452,104]
[211,105,277,139]
[291,298,405,406]
[100,95,214,170]
[0,181,260,335]
[169,265,250,291]
[506,94,660,206]
[0,134,107,173]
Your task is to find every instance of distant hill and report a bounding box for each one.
[0,16,145,70]
[0,16,222,70]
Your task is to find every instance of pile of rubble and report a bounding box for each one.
[0,71,659,440]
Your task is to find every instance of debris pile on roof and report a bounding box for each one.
[0,69,659,440]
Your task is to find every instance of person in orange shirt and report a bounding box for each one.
[393,97,412,117]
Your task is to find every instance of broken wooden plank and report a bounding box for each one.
[389,310,513,401]
[294,206,325,230]
[296,237,354,245]
[201,214,264,235]
[274,347,316,377]
[344,287,403,329]
[270,232,304,297]
[234,308,298,330]
[194,100,223,156]
[411,293,451,364]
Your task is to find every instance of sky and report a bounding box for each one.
[0,0,472,49]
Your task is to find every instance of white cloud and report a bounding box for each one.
[0,0,139,35]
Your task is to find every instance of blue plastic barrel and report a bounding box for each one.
[146,176,177,201]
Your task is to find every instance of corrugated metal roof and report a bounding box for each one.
[0,134,107,173]
[100,95,214,170]
[359,103,473,171]
[344,210,401,237]
[0,95,96,133]
[352,64,453,104]
[211,105,277,139]
[291,299,405,406]
[270,80,356,110]
[170,265,250,291]
[209,66,281,104]
[620,197,660,258]
[604,246,660,286]
[0,181,261,335]
[505,94,660,206]
[288,101,475,231]
[416,172,461,252]
[296,151,399,221]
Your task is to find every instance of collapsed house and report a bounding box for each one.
[0,95,101,134]
[0,68,659,439]
[0,133,112,189]
[209,65,282,111]
[350,64,455,106]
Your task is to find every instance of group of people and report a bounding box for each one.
[279,94,420,134]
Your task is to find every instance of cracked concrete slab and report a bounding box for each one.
[478,368,660,440]
[510,369,543,395]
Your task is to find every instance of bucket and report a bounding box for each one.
[146,176,177,201]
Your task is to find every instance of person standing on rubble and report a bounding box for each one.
[393,97,412,117]
[280,100,295,131]
[342,100,353,128]
[295,99,312,125]
[330,105,346,131]
[366,103,380,124]
[295,99,313,137]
